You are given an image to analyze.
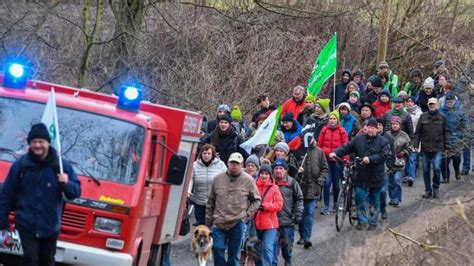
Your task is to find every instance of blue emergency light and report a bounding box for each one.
[3,61,28,89]
[117,85,143,111]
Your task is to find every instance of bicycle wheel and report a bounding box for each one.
[335,186,348,231]
[347,185,356,226]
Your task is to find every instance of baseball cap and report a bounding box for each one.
[427,98,438,105]
[228,152,244,163]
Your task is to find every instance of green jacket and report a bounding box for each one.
[384,70,399,97]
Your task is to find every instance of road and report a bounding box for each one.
[169,170,473,266]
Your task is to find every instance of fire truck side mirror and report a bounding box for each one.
[166,154,188,185]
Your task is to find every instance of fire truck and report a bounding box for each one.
[0,62,202,265]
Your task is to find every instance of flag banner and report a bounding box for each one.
[41,88,63,173]
[240,106,282,154]
[307,34,337,96]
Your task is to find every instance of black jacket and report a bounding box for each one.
[332,81,349,107]
[203,129,248,164]
[276,175,304,226]
[251,105,276,123]
[334,134,391,188]
[416,91,437,113]
[414,110,448,153]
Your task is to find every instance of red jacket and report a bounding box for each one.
[373,100,391,118]
[317,124,348,158]
[254,178,283,230]
[282,98,305,118]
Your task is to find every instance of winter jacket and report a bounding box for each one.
[348,101,362,115]
[304,114,328,140]
[295,144,328,199]
[281,120,302,143]
[282,98,305,119]
[332,81,349,107]
[386,130,412,171]
[189,158,227,205]
[203,128,248,164]
[384,70,399,97]
[366,91,381,105]
[406,105,423,132]
[317,124,348,158]
[0,148,81,237]
[334,134,391,188]
[275,175,303,227]
[414,110,448,153]
[403,81,422,97]
[254,178,283,230]
[339,112,357,137]
[439,104,467,151]
[264,151,299,178]
[382,109,414,138]
[252,105,276,123]
[373,100,391,118]
[416,90,437,113]
[206,171,261,230]
[297,107,315,127]
[357,81,367,93]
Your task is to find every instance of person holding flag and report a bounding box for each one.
[0,90,81,265]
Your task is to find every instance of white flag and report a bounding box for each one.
[41,88,63,173]
[240,107,281,154]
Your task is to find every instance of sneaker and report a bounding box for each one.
[432,189,439,199]
[408,179,414,187]
[422,192,432,198]
[391,202,400,208]
[303,240,313,249]
[332,203,338,213]
[381,208,388,220]
[320,207,329,216]
[460,170,469,175]
[367,225,377,231]
[440,179,449,184]
[296,239,304,245]
[455,173,461,180]
[402,177,409,183]
[355,223,366,230]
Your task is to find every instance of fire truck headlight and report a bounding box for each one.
[3,61,29,89]
[94,217,122,235]
[117,84,142,111]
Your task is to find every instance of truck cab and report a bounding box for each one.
[0,76,202,265]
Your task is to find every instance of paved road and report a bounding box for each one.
[169,169,473,265]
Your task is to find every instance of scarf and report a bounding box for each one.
[211,126,233,146]
[391,107,404,116]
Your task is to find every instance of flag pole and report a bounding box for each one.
[52,88,64,174]
[333,73,336,110]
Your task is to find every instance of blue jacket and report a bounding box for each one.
[282,120,302,143]
[439,104,467,149]
[340,113,356,137]
[0,148,81,237]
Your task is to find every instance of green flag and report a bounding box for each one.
[307,34,337,96]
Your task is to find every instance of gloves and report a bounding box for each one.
[258,205,265,212]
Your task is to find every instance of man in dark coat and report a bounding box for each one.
[330,118,391,230]
[0,123,81,265]
[331,69,351,108]
[366,76,384,104]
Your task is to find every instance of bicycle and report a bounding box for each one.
[334,157,362,232]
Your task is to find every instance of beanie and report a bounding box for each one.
[305,94,316,103]
[423,77,435,89]
[391,97,404,103]
[408,96,416,103]
[379,61,389,68]
[342,69,352,78]
[217,104,230,113]
[410,69,423,79]
[350,90,360,99]
[316,99,330,113]
[245,154,260,168]
[329,110,340,121]
[259,164,273,176]
[445,92,456,100]
[230,105,242,122]
[338,102,351,112]
[390,116,402,125]
[434,60,445,69]
[281,112,294,122]
[376,117,385,125]
[367,118,378,128]
[371,76,384,88]
[360,103,375,114]
[397,91,408,99]
[218,113,233,123]
[380,90,391,99]
[273,157,287,169]
[274,142,289,155]
[27,123,51,144]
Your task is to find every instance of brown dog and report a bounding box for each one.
[191,225,213,266]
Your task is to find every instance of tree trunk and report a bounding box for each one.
[376,0,391,65]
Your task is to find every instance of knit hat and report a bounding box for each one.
[391,97,404,103]
[379,61,389,68]
[445,92,456,100]
[371,76,383,88]
[390,116,402,125]
[397,91,408,99]
[230,105,242,122]
[305,94,316,103]
[367,118,378,128]
[368,75,379,84]
[316,98,330,113]
[423,77,435,89]
[360,103,375,114]
[245,154,260,168]
[273,157,287,169]
[259,164,273,176]
[380,90,391,99]
[27,123,51,144]
[350,90,360,99]
[342,69,352,78]
[434,60,445,69]
[376,117,385,125]
[217,104,230,113]
[274,142,289,155]
[218,113,233,123]
[410,69,423,79]
[281,112,294,122]
[329,110,340,121]
[346,81,359,92]
[408,96,416,103]
[338,102,351,112]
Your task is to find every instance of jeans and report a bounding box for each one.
[406,152,418,180]
[355,186,381,227]
[17,228,58,266]
[162,243,171,266]
[193,203,206,225]
[422,152,442,193]
[273,226,295,266]
[380,174,389,210]
[212,220,245,266]
[256,229,277,266]
[441,154,461,181]
[389,170,403,204]
[324,161,343,209]
[298,199,317,241]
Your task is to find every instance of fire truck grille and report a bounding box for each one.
[61,210,87,229]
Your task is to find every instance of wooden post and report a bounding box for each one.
[376,0,391,65]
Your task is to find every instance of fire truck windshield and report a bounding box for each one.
[0,97,144,185]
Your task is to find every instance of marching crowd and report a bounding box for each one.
[189,60,473,266]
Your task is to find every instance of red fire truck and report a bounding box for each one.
[0,66,201,265]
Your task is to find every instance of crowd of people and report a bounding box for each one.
[189,60,473,265]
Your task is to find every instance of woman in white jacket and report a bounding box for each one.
[189,144,227,225]
[405,97,423,186]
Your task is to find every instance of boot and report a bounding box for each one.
[304,240,313,249]
[432,189,439,199]
[381,208,388,220]
[422,192,432,198]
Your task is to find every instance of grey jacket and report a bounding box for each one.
[276,175,304,227]
[296,144,328,199]
[189,158,227,205]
